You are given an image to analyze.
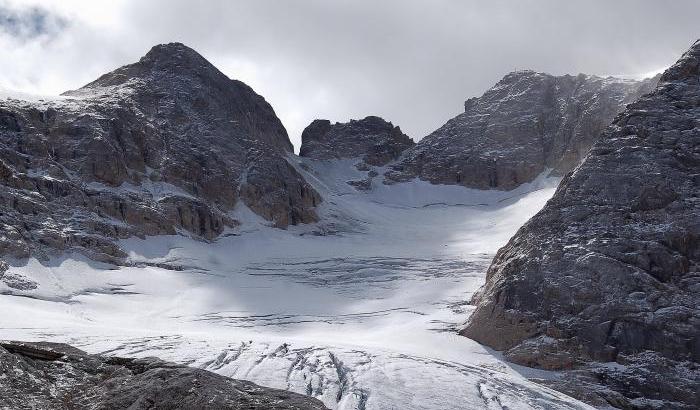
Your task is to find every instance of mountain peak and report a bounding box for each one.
[139,42,210,67]
[66,42,222,94]
[496,69,541,84]
[658,39,700,84]
[62,41,294,152]
[145,42,197,56]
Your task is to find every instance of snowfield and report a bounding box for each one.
[0,158,591,409]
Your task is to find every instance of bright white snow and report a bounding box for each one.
[0,158,591,410]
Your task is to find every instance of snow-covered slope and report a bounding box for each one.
[0,156,590,409]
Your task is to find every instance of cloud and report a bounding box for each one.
[0,0,699,150]
[0,3,66,39]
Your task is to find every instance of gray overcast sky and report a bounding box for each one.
[1,0,698,151]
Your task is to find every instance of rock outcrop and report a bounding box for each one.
[299,116,414,166]
[461,40,700,408]
[0,43,321,263]
[0,340,327,410]
[386,71,658,189]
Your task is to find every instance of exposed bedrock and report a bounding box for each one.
[0,340,327,410]
[461,40,700,409]
[386,71,658,189]
[0,42,321,263]
[299,115,414,166]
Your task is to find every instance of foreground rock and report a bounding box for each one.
[386,71,658,189]
[0,43,320,264]
[0,340,327,410]
[462,40,700,408]
[300,116,414,166]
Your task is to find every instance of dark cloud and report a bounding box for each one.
[0,3,66,40]
[1,1,699,150]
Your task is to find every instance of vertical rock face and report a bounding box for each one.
[299,116,414,166]
[461,40,700,408]
[0,43,320,263]
[386,72,658,189]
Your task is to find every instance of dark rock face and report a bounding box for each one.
[386,71,658,189]
[299,116,414,166]
[461,40,700,409]
[0,340,327,410]
[0,43,320,263]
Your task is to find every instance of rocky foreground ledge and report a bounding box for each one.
[0,340,327,410]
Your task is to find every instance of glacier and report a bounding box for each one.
[0,157,591,410]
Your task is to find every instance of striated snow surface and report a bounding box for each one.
[0,158,591,410]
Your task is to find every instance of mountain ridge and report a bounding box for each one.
[385,70,659,189]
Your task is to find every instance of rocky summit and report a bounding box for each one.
[0,42,320,264]
[461,40,700,408]
[0,340,327,410]
[299,116,414,166]
[386,71,658,189]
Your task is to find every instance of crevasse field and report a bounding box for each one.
[1,157,591,410]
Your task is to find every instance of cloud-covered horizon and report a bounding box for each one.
[1,0,698,150]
